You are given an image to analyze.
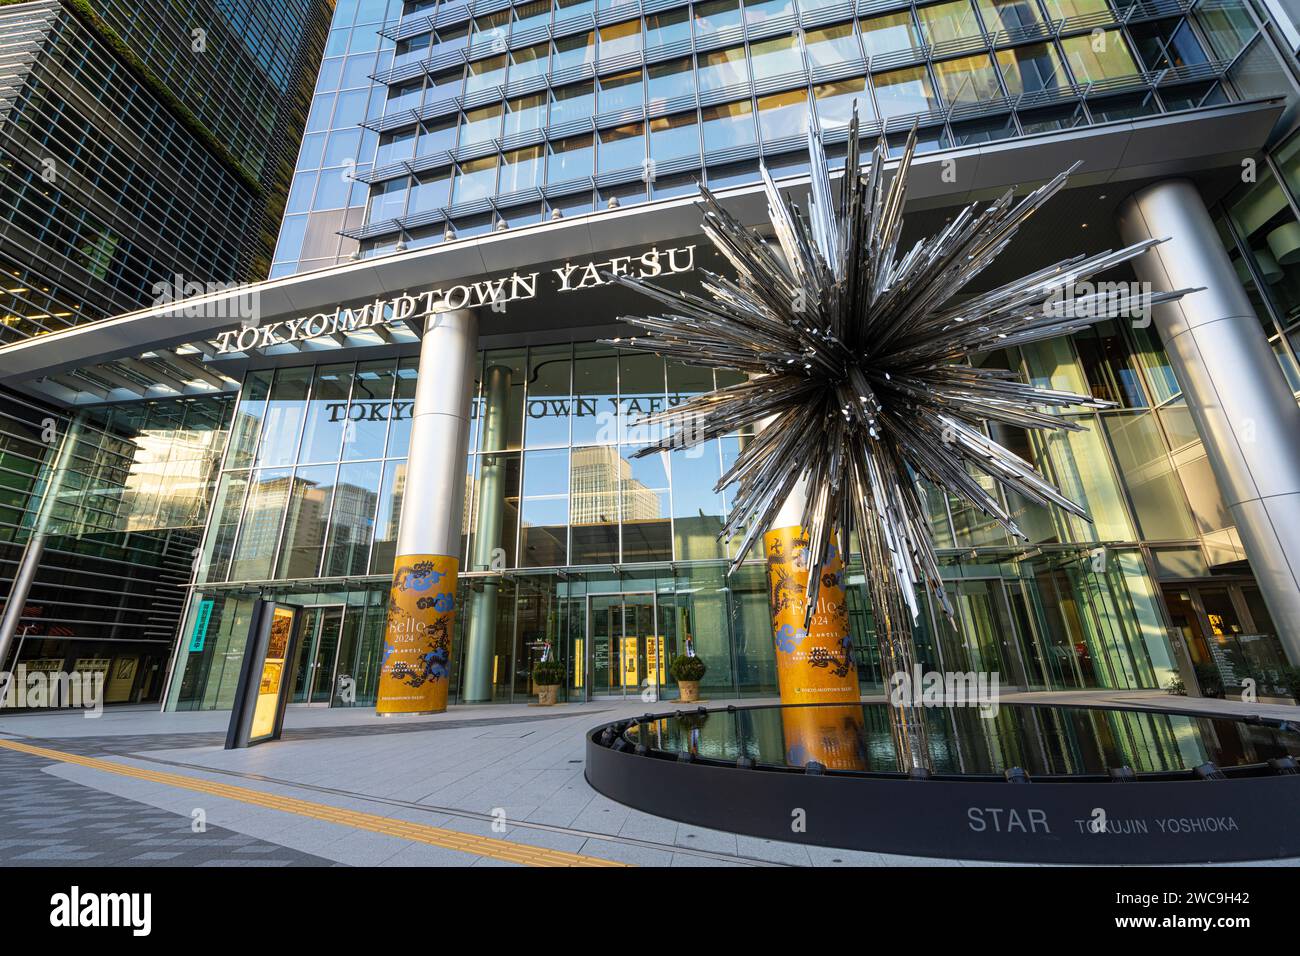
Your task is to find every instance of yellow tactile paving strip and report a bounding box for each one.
[0,738,626,868]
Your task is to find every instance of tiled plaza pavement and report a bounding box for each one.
[1,690,1298,867]
[0,747,338,866]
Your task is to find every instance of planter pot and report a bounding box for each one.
[537,684,559,706]
[678,680,700,703]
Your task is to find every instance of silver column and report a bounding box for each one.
[0,415,82,683]
[1119,179,1300,665]
[394,309,478,559]
[462,364,511,702]
[376,309,477,715]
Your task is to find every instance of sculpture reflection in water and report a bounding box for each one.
[609,110,1194,771]
[630,703,1300,776]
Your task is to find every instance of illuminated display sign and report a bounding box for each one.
[214,245,696,355]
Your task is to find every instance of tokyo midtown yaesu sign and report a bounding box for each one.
[214,244,697,355]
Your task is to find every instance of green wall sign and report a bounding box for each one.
[189,599,214,652]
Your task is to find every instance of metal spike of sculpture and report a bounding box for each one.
[606,111,1195,769]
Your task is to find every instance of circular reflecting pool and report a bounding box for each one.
[623,703,1300,778]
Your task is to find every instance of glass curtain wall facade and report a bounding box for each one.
[0,0,332,689]
[273,0,409,275]
[326,0,1241,255]
[172,337,1192,710]
[0,0,334,341]
[183,0,1300,712]
[0,388,232,703]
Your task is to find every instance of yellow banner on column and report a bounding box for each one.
[763,526,859,705]
[780,703,868,770]
[377,554,459,715]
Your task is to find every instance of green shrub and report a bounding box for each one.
[1193,663,1223,698]
[532,660,564,686]
[670,654,706,682]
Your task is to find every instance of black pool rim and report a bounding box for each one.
[584,701,1300,864]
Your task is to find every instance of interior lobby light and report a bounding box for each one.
[1266,220,1300,265]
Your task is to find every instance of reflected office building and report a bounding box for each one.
[6,0,1300,710]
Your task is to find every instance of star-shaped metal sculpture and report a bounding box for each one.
[608,112,1195,650]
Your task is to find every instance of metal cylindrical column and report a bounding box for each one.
[462,364,511,703]
[0,415,81,683]
[1119,179,1300,665]
[376,309,478,715]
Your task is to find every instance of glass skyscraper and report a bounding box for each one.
[0,0,333,702]
[4,0,1300,712]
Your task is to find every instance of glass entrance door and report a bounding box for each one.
[290,605,345,704]
[587,593,663,700]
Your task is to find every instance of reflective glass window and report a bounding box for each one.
[996,42,1066,94]
[505,93,547,137]
[366,177,408,221]
[229,468,292,580]
[514,0,552,31]
[417,117,456,155]
[805,23,863,68]
[525,345,574,447]
[554,32,596,71]
[551,81,595,125]
[757,89,809,142]
[916,1,983,43]
[749,33,803,76]
[277,464,339,578]
[861,11,923,58]
[557,0,595,18]
[695,0,743,32]
[376,129,415,166]
[465,55,507,94]
[977,0,1045,32]
[872,66,940,117]
[510,43,550,82]
[648,58,693,106]
[500,145,544,192]
[620,444,671,562]
[1042,0,1110,17]
[1061,31,1139,82]
[324,460,383,576]
[388,358,418,457]
[933,53,1004,104]
[521,449,570,566]
[814,76,873,127]
[698,46,750,91]
[408,169,451,214]
[646,9,691,47]
[650,111,700,160]
[549,134,595,181]
[744,0,795,23]
[599,123,646,172]
[452,155,498,204]
[600,19,643,59]
[257,367,312,467]
[701,99,757,150]
[343,360,397,460]
[300,364,354,464]
[370,459,406,573]
[573,344,617,445]
[599,70,644,113]
[460,103,503,146]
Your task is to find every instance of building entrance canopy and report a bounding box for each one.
[0,98,1281,409]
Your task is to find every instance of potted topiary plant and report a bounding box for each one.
[670,654,707,703]
[532,659,564,706]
